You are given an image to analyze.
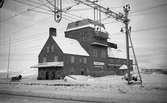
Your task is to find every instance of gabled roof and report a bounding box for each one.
[52,36,89,56]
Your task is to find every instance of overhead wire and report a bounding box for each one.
[14,0,51,11]
[28,9,74,21]
[0,0,51,23]
[1,0,166,40]
[111,25,167,36]
[23,0,84,21]
[102,2,167,25]
[131,2,167,15]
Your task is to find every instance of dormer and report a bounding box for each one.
[64,19,108,41]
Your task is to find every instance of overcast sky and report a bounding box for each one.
[0,0,167,75]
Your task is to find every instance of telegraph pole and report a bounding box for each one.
[7,36,11,79]
[123,4,131,84]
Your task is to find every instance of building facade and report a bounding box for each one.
[32,19,133,80]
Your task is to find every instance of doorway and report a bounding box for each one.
[45,71,49,80]
[81,71,84,75]
[51,72,55,80]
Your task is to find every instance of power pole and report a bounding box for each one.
[123,4,131,84]
[7,36,11,79]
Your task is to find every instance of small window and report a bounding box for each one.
[101,49,106,58]
[93,49,98,57]
[79,58,82,63]
[46,46,50,53]
[71,56,75,63]
[83,32,86,40]
[54,56,58,62]
[39,71,44,77]
[51,45,54,52]
[93,66,103,71]
[42,57,47,63]
[83,57,87,64]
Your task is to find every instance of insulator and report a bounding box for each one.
[120,28,124,32]
[54,0,62,23]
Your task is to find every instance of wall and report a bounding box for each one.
[63,54,90,76]
[38,36,64,63]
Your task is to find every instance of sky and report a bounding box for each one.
[0,0,167,76]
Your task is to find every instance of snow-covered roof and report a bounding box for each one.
[66,19,105,30]
[119,65,128,70]
[52,36,89,56]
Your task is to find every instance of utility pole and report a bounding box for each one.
[7,36,11,79]
[123,4,131,84]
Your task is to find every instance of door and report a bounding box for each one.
[45,71,49,80]
[51,72,55,80]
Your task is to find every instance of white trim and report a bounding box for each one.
[65,24,95,32]
[31,62,64,68]
[65,24,107,33]
[93,61,105,65]
[91,42,108,47]
[108,64,121,66]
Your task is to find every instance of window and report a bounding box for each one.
[82,32,87,41]
[54,56,58,62]
[51,45,54,52]
[39,71,44,77]
[46,46,50,53]
[93,49,98,57]
[93,65,103,71]
[71,56,75,63]
[42,57,47,63]
[83,57,87,64]
[79,58,82,63]
[101,49,106,58]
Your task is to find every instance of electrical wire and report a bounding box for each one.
[0,0,51,23]
[111,25,167,35]
[15,0,84,21]
[28,9,74,21]
[131,3,167,15]
[15,0,51,11]
[1,0,167,39]
[44,0,85,20]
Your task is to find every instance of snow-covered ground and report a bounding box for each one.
[0,73,167,103]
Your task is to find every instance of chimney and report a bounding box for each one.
[49,27,56,36]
